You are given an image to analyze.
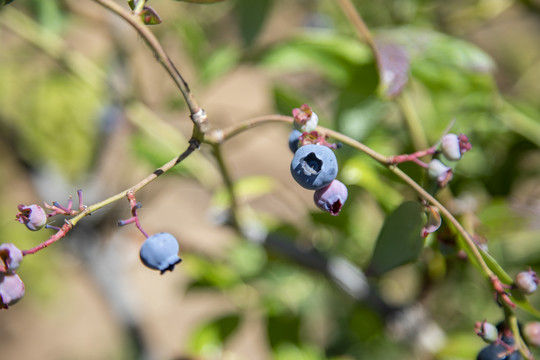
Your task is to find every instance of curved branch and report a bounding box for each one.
[93,0,208,130]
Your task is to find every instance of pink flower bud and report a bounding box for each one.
[474,320,498,343]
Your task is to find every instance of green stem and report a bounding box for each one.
[336,0,377,52]
[398,91,430,152]
[210,143,240,230]
[216,115,494,279]
[92,0,206,129]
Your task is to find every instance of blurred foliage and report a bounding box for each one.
[3,0,540,359]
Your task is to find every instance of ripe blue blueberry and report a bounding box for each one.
[313,180,348,216]
[290,144,338,190]
[139,232,182,274]
[288,129,303,153]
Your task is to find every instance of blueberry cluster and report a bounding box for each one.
[428,133,472,188]
[0,243,25,309]
[288,105,347,216]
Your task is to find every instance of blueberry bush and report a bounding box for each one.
[2,0,540,359]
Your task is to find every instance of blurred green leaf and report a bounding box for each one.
[188,313,240,356]
[274,343,326,360]
[368,201,424,275]
[0,0,15,7]
[174,0,225,3]
[235,0,273,47]
[267,313,301,348]
[200,46,239,83]
[262,34,372,85]
[273,85,310,116]
[212,175,276,208]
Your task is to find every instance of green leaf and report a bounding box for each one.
[174,0,226,3]
[510,290,540,318]
[262,35,372,86]
[368,201,425,275]
[267,313,301,348]
[188,313,241,356]
[235,0,273,46]
[212,175,276,208]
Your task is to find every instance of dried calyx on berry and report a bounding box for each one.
[140,232,182,274]
[292,104,319,133]
[0,243,23,274]
[16,204,47,231]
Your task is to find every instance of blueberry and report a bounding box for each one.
[0,273,25,309]
[140,232,182,274]
[16,204,47,231]
[290,144,338,190]
[313,180,348,216]
[441,134,462,161]
[0,243,23,274]
[524,321,540,347]
[288,129,303,153]
[515,270,538,295]
[476,343,520,360]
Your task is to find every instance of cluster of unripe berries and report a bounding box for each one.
[474,269,540,359]
[0,197,185,309]
[427,133,472,187]
[288,105,347,216]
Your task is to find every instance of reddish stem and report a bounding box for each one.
[77,189,84,211]
[387,146,437,165]
[22,222,73,256]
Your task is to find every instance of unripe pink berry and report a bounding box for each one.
[515,270,539,295]
[0,243,23,274]
[428,159,453,187]
[524,322,540,347]
[441,134,461,161]
[475,321,498,343]
[16,204,47,231]
[0,273,25,309]
[313,180,348,216]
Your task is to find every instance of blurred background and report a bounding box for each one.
[2,0,540,359]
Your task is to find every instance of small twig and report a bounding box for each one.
[92,0,206,130]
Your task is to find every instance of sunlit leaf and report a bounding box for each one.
[368,201,424,275]
[212,176,276,207]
